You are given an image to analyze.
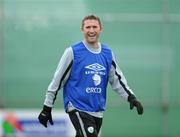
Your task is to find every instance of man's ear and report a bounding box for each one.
[81,27,84,32]
[100,26,103,32]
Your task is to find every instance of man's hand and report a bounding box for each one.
[128,94,144,115]
[38,105,54,127]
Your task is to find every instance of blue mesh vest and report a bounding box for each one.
[63,42,112,112]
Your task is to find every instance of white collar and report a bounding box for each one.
[82,41,101,54]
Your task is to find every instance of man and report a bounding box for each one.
[38,15,143,137]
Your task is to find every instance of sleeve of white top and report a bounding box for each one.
[44,47,73,107]
[108,51,135,101]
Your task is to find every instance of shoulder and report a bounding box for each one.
[71,41,84,50]
[63,46,73,56]
[101,43,112,54]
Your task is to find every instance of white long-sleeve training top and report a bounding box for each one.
[44,41,135,118]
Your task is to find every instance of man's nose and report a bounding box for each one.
[89,27,95,32]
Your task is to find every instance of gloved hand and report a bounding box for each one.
[128,94,143,115]
[38,105,54,127]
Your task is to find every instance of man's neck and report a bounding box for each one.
[82,40,101,53]
[83,40,99,49]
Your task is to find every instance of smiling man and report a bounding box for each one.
[38,15,144,137]
[81,16,102,47]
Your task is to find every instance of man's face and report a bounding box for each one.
[81,19,102,46]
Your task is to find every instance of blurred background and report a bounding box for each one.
[0,0,180,137]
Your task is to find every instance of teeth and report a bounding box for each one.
[89,35,96,37]
[88,33,96,37]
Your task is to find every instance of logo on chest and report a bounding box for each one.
[85,63,105,71]
[84,63,106,93]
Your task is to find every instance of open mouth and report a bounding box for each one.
[88,34,96,38]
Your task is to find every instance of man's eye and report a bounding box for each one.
[85,26,98,29]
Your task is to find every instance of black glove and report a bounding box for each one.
[38,105,54,127]
[128,94,144,115]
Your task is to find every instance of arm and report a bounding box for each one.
[108,52,134,100]
[44,47,73,107]
[108,52,143,115]
[38,47,73,127]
